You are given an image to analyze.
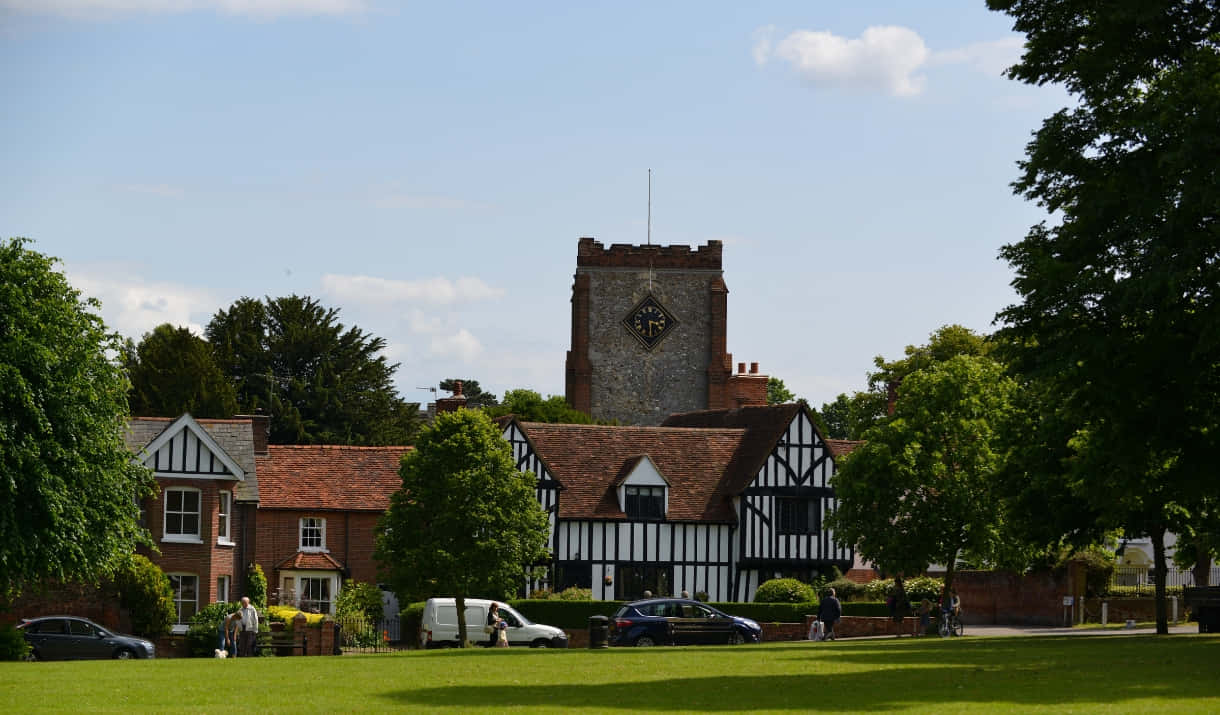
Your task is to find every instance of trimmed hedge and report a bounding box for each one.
[754,578,816,604]
[507,599,892,627]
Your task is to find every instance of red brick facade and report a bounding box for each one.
[141,476,241,607]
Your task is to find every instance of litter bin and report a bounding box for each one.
[588,615,609,649]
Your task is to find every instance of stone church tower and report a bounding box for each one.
[565,237,767,425]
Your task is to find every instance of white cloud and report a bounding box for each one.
[321,273,503,307]
[429,329,483,362]
[930,37,1024,77]
[65,265,217,340]
[755,25,1025,97]
[0,0,366,19]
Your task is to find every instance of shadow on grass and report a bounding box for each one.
[384,637,1220,711]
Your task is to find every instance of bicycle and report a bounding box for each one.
[939,609,964,637]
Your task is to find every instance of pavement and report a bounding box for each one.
[965,623,1199,637]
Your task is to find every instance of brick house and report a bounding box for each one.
[502,403,862,602]
[124,414,264,632]
[252,445,409,615]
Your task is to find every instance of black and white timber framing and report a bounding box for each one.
[502,407,853,602]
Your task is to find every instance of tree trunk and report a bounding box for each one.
[1151,527,1169,635]
[1194,546,1212,588]
[455,594,467,648]
[941,548,960,605]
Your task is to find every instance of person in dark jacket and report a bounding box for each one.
[485,602,503,647]
[817,588,843,641]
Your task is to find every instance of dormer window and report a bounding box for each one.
[625,486,665,520]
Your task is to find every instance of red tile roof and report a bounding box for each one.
[661,404,804,494]
[256,445,410,511]
[825,439,865,457]
[275,551,345,571]
[516,423,749,523]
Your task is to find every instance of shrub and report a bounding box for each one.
[694,591,709,602]
[336,580,384,622]
[528,588,551,599]
[863,577,944,604]
[823,578,868,601]
[247,563,268,609]
[1064,548,1117,597]
[266,605,326,629]
[754,578,816,603]
[186,601,240,657]
[400,601,425,647]
[0,623,30,661]
[509,600,623,629]
[111,553,175,638]
[556,587,593,601]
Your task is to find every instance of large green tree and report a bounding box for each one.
[375,409,549,646]
[124,323,238,418]
[828,355,1016,599]
[0,238,155,597]
[989,0,1220,633]
[206,295,421,445]
[766,377,795,405]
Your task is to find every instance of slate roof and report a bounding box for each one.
[276,551,346,571]
[125,416,261,502]
[515,422,750,523]
[256,445,409,512]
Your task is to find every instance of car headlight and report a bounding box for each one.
[742,619,760,630]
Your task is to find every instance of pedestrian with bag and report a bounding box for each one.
[817,587,842,641]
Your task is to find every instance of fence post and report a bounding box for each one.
[1172,596,1178,625]
[1101,601,1108,626]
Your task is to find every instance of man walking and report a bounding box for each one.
[817,587,842,641]
[238,596,259,657]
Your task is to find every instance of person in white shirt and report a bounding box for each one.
[238,596,259,657]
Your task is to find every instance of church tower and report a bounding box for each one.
[565,237,766,425]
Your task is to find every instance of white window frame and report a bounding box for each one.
[278,570,338,615]
[217,490,233,545]
[162,487,203,544]
[217,575,231,604]
[299,576,333,615]
[167,573,198,632]
[299,517,327,552]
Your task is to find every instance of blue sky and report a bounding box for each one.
[1,1,1068,409]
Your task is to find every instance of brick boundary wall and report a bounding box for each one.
[1084,597,1186,623]
[950,567,1083,626]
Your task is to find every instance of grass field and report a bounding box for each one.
[3,635,1218,713]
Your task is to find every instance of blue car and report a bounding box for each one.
[609,598,761,647]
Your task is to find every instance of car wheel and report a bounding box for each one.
[113,648,136,660]
[633,635,656,647]
[531,639,551,648]
[727,631,746,645]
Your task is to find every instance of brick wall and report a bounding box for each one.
[951,567,1082,626]
[5,582,127,632]
[255,509,385,598]
[143,477,239,607]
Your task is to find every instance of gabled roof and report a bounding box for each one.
[661,403,806,495]
[256,445,409,512]
[276,551,345,571]
[513,422,749,522]
[125,416,260,502]
[613,455,671,487]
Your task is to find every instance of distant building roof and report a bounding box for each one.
[256,444,409,512]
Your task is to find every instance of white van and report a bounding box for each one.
[419,598,568,649]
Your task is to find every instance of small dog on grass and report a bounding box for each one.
[213,649,228,659]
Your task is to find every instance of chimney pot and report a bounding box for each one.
[737,362,746,374]
[454,380,464,397]
[750,362,759,374]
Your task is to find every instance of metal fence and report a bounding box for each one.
[1109,565,1220,594]
[334,615,401,654]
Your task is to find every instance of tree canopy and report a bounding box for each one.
[124,323,238,419]
[0,238,155,597]
[765,377,795,405]
[485,389,599,424]
[375,409,549,646]
[828,355,1016,597]
[439,378,498,408]
[206,295,421,445]
[989,0,1220,633]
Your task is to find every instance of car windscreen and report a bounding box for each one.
[612,606,631,618]
[501,606,531,626]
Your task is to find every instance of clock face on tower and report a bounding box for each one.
[623,294,678,350]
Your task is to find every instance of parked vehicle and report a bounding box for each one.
[419,598,568,648]
[609,598,761,646]
[17,616,156,660]
[1184,586,1220,633]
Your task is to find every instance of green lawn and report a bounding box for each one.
[3,635,1217,713]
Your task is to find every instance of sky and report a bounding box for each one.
[1,0,1071,410]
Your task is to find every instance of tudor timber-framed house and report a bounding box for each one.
[502,403,860,602]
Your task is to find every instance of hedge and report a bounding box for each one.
[400,602,425,647]
[506,599,893,627]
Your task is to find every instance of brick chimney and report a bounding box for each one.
[236,412,270,456]
[434,381,469,414]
